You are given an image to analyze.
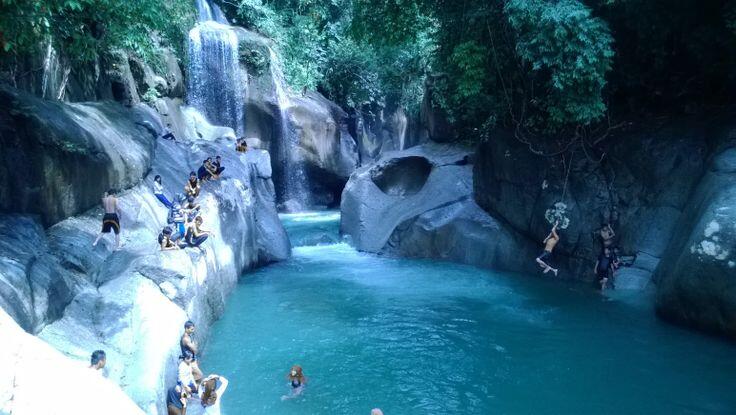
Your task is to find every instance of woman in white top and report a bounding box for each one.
[187,375,229,415]
[153,175,173,208]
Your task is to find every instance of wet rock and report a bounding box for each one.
[655,146,736,338]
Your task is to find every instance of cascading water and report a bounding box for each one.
[268,47,311,211]
[187,0,245,135]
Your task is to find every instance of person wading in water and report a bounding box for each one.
[92,189,122,250]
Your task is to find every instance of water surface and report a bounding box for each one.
[204,211,736,414]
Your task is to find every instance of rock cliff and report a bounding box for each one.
[0,89,290,413]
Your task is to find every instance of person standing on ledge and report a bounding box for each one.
[89,350,106,372]
[92,189,121,251]
[181,321,204,382]
[536,220,560,276]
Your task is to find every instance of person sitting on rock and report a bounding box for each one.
[212,155,225,178]
[185,171,201,198]
[187,375,229,415]
[198,159,213,182]
[181,321,204,382]
[166,383,189,415]
[178,350,198,396]
[89,350,106,371]
[161,124,177,142]
[159,226,181,251]
[595,246,617,290]
[186,216,213,250]
[536,221,560,276]
[92,189,122,251]
[153,175,173,208]
[184,196,201,222]
[235,138,248,153]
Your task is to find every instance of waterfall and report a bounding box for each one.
[268,47,311,211]
[187,0,245,136]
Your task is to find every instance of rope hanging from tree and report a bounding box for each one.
[544,149,576,230]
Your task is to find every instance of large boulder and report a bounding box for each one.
[349,102,427,164]
[341,143,538,272]
[655,145,736,338]
[0,87,159,226]
[341,144,472,252]
[0,308,146,415]
[385,197,538,273]
[474,124,711,282]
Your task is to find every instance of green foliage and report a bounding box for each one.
[141,87,161,103]
[506,0,614,128]
[0,0,194,66]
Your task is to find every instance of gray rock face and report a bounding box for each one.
[349,102,428,164]
[341,144,473,252]
[0,87,159,226]
[386,198,538,274]
[0,94,290,413]
[341,143,538,272]
[655,145,736,338]
[474,125,711,282]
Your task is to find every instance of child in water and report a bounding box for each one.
[281,365,307,401]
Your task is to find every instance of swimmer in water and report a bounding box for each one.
[281,365,307,400]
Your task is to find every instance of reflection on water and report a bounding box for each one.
[204,211,736,415]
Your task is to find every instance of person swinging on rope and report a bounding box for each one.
[536,220,560,276]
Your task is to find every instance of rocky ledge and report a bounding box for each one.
[0,89,290,413]
[340,144,537,273]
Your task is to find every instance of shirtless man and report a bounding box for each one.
[181,321,203,381]
[536,220,560,276]
[92,189,122,250]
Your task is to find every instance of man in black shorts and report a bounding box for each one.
[92,189,122,250]
[595,247,616,290]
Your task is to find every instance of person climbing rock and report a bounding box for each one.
[185,172,201,198]
[595,247,617,290]
[281,365,307,400]
[92,189,122,251]
[198,159,213,182]
[89,350,106,371]
[187,375,229,415]
[536,221,560,276]
[166,384,189,415]
[153,175,173,208]
[178,350,198,396]
[181,321,204,382]
[159,226,180,251]
[186,216,213,250]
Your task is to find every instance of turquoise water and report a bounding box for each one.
[204,211,736,415]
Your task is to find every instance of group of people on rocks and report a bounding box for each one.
[534,215,623,290]
[153,156,225,252]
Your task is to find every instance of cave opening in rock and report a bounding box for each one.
[370,156,432,197]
